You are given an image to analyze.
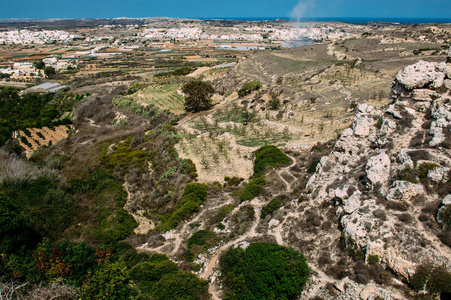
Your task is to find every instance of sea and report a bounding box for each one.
[198,17,451,24]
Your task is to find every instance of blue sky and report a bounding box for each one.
[0,0,450,20]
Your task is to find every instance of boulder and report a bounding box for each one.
[366,152,390,186]
[386,181,424,202]
[395,60,445,90]
[429,119,449,147]
[341,210,373,243]
[386,104,402,119]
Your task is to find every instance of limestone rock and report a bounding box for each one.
[359,284,377,300]
[412,89,440,101]
[341,210,373,242]
[386,104,402,119]
[334,277,352,293]
[379,118,397,135]
[397,150,414,171]
[386,181,424,202]
[427,166,449,183]
[395,60,444,90]
[343,191,362,214]
[444,79,451,90]
[429,118,449,146]
[353,114,374,136]
[443,195,451,206]
[366,152,390,186]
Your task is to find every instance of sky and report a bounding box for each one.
[0,0,450,20]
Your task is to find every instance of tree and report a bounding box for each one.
[182,80,215,112]
[44,66,56,78]
[33,60,46,70]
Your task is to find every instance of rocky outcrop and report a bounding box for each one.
[302,55,451,298]
[395,60,445,90]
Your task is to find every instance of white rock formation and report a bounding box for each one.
[386,181,424,202]
[366,152,390,186]
[395,60,445,90]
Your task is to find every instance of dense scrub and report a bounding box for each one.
[0,87,81,146]
[238,80,262,97]
[219,242,309,300]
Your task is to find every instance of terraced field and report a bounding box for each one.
[17,125,72,157]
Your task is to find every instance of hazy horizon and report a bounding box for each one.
[1,0,450,21]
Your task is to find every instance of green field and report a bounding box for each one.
[132,84,185,114]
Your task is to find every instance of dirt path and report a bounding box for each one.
[187,67,212,77]
[200,198,265,299]
[277,154,298,192]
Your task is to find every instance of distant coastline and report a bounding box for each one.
[1,16,451,25]
[198,17,451,24]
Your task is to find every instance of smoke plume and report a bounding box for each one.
[289,0,316,22]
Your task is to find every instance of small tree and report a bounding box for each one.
[182,80,215,112]
[44,66,56,78]
[33,60,46,70]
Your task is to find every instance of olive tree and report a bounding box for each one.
[182,80,215,112]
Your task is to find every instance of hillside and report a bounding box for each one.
[1,24,451,299]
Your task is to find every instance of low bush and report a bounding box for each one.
[254,145,290,177]
[411,265,430,291]
[367,254,380,265]
[261,197,282,219]
[238,177,266,202]
[157,183,208,231]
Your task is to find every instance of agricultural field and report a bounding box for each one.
[131,84,186,114]
[17,125,73,156]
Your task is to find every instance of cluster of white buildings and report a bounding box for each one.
[43,57,78,71]
[0,62,40,78]
[0,29,80,45]
[140,24,354,43]
[0,58,78,79]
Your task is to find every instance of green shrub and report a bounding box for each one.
[239,177,266,202]
[426,266,451,294]
[417,162,440,179]
[99,137,148,173]
[261,197,282,219]
[268,98,281,110]
[411,265,430,291]
[366,254,380,265]
[153,271,209,300]
[187,230,216,248]
[220,242,309,300]
[157,183,208,232]
[238,81,262,97]
[81,261,138,300]
[254,145,290,176]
